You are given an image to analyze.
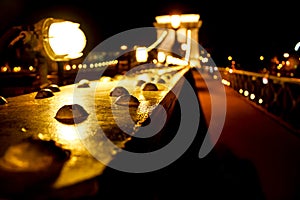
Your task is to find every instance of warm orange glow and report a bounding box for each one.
[166,55,188,65]
[1,66,8,72]
[283,53,289,58]
[157,51,166,63]
[135,47,148,62]
[171,15,181,29]
[120,45,128,50]
[155,14,200,24]
[48,21,86,59]
[65,64,71,71]
[41,18,87,61]
[13,66,21,72]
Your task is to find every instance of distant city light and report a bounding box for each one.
[157,51,166,63]
[120,45,128,50]
[295,42,300,51]
[250,94,255,100]
[135,46,148,63]
[170,15,181,29]
[262,77,268,84]
[155,14,200,24]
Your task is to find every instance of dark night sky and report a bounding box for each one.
[1,0,299,67]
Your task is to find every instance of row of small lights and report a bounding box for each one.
[64,60,118,71]
[0,53,187,73]
[221,78,264,105]
[0,60,119,73]
[0,65,36,73]
[221,72,271,105]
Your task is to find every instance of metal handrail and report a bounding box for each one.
[219,67,300,131]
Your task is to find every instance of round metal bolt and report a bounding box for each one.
[55,104,89,124]
[141,82,159,91]
[109,86,129,97]
[35,89,54,99]
[114,94,140,107]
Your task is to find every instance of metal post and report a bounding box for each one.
[57,61,64,86]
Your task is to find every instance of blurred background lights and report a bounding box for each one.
[170,15,181,29]
[135,47,148,63]
[295,42,300,51]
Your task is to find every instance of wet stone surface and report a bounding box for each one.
[0,65,190,199]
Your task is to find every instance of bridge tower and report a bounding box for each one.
[153,14,202,67]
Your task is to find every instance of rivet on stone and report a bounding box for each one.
[141,82,159,91]
[47,84,60,92]
[55,104,89,124]
[136,80,146,87]
[109,86,129,97]
[35,89,54,99]
[114,94,140,107]
[77,79,90,88]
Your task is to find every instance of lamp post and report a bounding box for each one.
[135,46,148,63]
[153,14,202,67]
[37,18,87,85]
[6,18,87,86]
[170,15,182,57]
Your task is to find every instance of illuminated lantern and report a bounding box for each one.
[157,51,166,63]
[170,15,181,29]
[135,47,148,63]
[39,18,87,61]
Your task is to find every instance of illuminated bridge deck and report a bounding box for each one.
[1,66,300,200]
[0,65,191,199]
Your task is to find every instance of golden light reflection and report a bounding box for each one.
[65,64,71,71]
[57,125,79,141]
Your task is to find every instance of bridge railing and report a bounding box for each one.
[218,67,300,132]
